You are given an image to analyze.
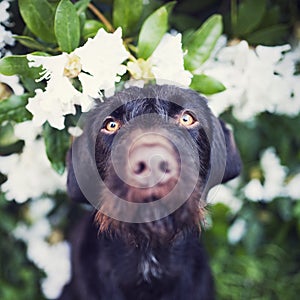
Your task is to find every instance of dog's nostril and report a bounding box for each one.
[128,137,179,187]
[134,161,147,175]
[159,161,170,174]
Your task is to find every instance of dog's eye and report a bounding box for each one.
[179,112,197,127]
[103,119,121,133]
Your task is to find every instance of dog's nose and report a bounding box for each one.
[128,134,178,187]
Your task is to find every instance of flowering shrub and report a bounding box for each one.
[0,0,299,299]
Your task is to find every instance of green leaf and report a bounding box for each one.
[184,14,223,71]
[243,220,263,254]
[19,0,58,43]
[0,123,18,147]
[190,74,225,95]
[13,36,56,53]
[259,5,280,28]
[74,0,91,15]
[82,20,105,40]
[0,55,42,79]
[182,29,195,45]
[0,94,32,124]
[169,14,199,32]
[79,12,87,36]
[137,2,175,59]
[54,0,80,53]
[113,0,143,36]
[20,76,45,93]
[43,123,71,174]
[234,0,267,36]
[246,24,289,46]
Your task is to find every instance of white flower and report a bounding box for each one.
[75,28,129,96]
[13,198,54,242]
[29,197,55,221]
[27,28,129,129]
[243,178,264,202]
[26,71,84,129]
[14,120,42,142]
[0,139,66,202]
[203,40,300,119]
[127,58,155,84]
[244,148,287,202]
[207,179,243,213]
[286,173,300,200]
[228,218,247,244]
[272,44,300,116]
[150,33,192,86]
[14,218,52,243]
[0,1,10,23]
[0,24,14,51]
[30,240,71,299]
[127,33,192,87]
[14,198,71,299]
[0,1,14,53]
[68,126,83,137]
[0,121,66,202]
[261,148,287,200]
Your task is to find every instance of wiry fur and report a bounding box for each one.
[59,85,241,300]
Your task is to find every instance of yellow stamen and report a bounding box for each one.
[127,58,154,81]
[63,54,82,79]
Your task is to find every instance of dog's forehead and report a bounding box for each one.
[112,98,177,120]
[99,85,210,120]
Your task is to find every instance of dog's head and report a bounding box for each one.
[68,85,241,245]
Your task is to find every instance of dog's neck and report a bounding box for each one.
[96,216,202,283]
[127,227,201,283]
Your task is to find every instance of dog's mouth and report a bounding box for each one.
[124,176,178,203]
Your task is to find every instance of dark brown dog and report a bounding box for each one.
[59,85,241,300]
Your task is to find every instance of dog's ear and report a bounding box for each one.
[66,148,87,203]
[66,124,102,205]
[219,119,242,183]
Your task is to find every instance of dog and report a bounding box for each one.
[59,85,241,300]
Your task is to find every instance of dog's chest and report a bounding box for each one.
[138,252,163,282]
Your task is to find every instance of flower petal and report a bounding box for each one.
[74,27,129,95]
[26,77,81,129]
[150,33,192,87]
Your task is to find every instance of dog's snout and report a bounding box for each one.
[128,134,178,187]
[130,145,173,178]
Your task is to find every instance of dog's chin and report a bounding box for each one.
[94,188,204,247]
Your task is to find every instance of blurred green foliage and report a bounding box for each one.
[205,109,300,299]
[169,0,299,45]
[0,193,45,300]
[206,199,300,299]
